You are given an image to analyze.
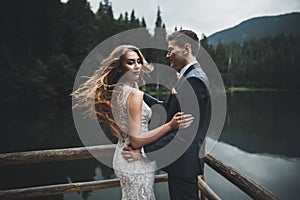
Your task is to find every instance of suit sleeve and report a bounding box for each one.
[143,129,177,153]
[143,93,165,107]
[144,77,210,154]
[179,77,210,144]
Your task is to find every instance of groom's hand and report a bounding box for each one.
[122,144,142,162]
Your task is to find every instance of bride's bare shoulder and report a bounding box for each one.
[128,89,143,104]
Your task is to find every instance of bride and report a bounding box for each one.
[72,45,193,199]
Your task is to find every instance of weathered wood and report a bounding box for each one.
[0,174,168,200]
[198,175,222,200]
[0,146,280,200]
[0,178,120,199]
[0,145,116,165]
[205,153,279,200]
[155,174,168,183]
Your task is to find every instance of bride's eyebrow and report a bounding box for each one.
[126,58,140,61]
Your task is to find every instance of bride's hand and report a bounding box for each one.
[169,112,194,130]
[122,144,141,162]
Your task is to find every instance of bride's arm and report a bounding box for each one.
[127,90,192,149]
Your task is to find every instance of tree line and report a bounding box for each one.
[0,0,165,106]
[202,33,300,89]
[1,0,299,108]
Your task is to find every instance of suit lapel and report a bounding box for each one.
[174,64,197,90]
[165,63,199,117]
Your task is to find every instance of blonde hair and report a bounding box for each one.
[71,45,153,138]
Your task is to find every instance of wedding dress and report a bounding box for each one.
[112,85,156,200]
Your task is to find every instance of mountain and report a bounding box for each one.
[208,12,300,45]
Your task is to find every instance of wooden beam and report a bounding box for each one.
[0,174,168,200]
[0,145,115,165]
[198,175,222,200]
[0,146,280,200]
[205,153,279,200]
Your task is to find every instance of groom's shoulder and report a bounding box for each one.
[186,64,209,88]
[186,65,206,79]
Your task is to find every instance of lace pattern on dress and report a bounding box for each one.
[112,85,156,200]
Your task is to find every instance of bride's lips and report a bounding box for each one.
[133,71,140,76]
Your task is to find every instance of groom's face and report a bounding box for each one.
[166,40,186,72]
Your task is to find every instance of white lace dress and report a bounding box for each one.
[112,85,156,200]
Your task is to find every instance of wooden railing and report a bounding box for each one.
[0,145,279,200]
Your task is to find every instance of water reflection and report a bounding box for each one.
[222,91,300,157]
[64,166,121,200]
[206,138,300,200]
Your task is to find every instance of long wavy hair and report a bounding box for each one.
[72,45,153,138]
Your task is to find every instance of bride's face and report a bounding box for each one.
[121,51,142,82]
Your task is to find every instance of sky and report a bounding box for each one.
[62,0,300,37]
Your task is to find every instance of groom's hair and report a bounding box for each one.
[168,30,200,56]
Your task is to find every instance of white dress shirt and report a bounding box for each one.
[177,61,198,80]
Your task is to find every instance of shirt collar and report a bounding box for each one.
[177,61,198,79]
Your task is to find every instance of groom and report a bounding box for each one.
[124,30,211,200]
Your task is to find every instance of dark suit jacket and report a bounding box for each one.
[143,62,211,179]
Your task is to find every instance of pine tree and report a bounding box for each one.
[152,6,170,96]
[130,10,139,28]
[96,0,113,20]
[141,17,147,27]
[155,6,162,28]
[153,6,167,51]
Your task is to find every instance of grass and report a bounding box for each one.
[226,87,298,92]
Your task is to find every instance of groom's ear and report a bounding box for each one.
[183,43,191,54]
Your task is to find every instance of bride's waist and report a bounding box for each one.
[113,144,156,172]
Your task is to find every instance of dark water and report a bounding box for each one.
[0,91,299,200]
[206,91,300,200]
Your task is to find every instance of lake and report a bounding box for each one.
[0,91,299,199]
